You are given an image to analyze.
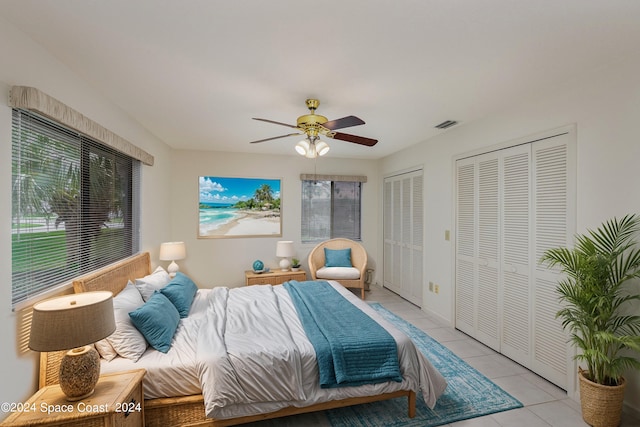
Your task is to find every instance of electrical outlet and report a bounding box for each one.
[445,230,450,241]
[429,281,434,292]
[434,284,440,294]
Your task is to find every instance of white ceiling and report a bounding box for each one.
[2,0,640,159]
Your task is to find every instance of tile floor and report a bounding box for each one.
[246,285,640,426]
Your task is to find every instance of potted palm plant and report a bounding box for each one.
[541,214,640,427]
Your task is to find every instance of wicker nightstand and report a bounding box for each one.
[0,369,145,427]
[245,269,307,286]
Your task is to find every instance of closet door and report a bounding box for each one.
[454,130,574,390]
[500,144,532,367]
[531,135,574,389]
[383,170,424,306]
[475,153,501,351]
[455,158,476,336]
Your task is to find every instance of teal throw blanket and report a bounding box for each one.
[284,280,402,388]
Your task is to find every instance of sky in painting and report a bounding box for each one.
[199,176,281,205]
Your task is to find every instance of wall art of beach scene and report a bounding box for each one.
[198,176,282,238]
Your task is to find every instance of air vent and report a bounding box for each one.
[435,120,458,129]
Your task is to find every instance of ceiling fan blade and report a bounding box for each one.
[253,118,299,129]
[249,133,302,144]
[332,132,378,147]
[322,115,365,130]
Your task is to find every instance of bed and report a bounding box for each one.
[39,252,446,427]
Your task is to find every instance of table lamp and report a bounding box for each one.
[159,241,187,277]
[29,291,115,401]
[276,240,295,271]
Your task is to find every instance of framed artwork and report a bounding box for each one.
[198,176,282,238]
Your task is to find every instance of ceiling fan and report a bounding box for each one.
[250,99,377,158]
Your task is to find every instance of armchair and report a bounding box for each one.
[308,238,368,299]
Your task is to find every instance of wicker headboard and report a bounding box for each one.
[72,252,151,294]
[40,252,152,388]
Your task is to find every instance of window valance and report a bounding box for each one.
[9,86,154,166]
[299,174,367,183]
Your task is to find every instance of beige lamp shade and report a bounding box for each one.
[159,241,187,261]
[29,291,116,352]
[276,241,295,257]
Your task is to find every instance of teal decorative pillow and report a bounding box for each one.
[129,292,180,353]
[324,248,352,267]
[160,272,198,318]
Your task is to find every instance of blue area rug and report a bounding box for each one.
[325,303,523,427]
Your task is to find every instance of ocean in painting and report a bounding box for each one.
[199,205,239,233]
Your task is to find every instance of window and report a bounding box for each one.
[11,109,140,307]
[301,177,363,243]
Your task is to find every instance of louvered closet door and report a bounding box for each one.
[476,153,501,351]
[531,134,574,389]
[383,170,424,306]
[455,157,477,337]
[500,144,532,367]
[454,130,574,390]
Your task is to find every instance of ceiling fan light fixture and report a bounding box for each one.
[304,144,318,158]
[295,140,310,156]
[315,140,330,156]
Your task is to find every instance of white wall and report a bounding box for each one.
[0,18,173,420]
[168,150,380,288]
[379,55,640,411]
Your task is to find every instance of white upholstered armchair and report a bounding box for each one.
[308,238,368,299]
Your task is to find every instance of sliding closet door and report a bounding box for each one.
[454,130,574,389]
[383,170,424,306]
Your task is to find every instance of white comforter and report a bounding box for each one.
[102,281,447,421]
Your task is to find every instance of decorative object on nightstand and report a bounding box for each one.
[252,259,265,272]
[291,258,301,271]
[28,291,116,401]
[276,240,295,271]
[159,241,186,277]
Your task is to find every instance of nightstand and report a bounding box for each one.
[1,369,145,427]
[245,269,307,286]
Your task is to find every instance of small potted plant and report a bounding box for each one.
[291,258,301,271]
[540,214,640,427]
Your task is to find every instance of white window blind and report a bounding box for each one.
[11,109,140,307]
[301,178,363,243]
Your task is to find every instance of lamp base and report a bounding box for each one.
[279,258,291,271]
[59,345,100,401]
[167,260,179,278]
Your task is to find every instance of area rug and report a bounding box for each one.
[325,303,523,427]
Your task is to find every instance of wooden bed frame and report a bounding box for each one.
[40,252,416,427]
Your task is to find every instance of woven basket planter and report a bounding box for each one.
[578,369,626,427]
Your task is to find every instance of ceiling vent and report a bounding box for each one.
[435,120,458,129]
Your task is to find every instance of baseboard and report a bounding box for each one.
[624,401,640,420]
[421,306,453,328]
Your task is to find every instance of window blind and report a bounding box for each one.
[301,179,362,243]
[11,109,140,307]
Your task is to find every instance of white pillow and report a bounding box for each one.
[106,282,148,361]
[94,338,117,361]
[316,266,361,280]
[134,266,171,301]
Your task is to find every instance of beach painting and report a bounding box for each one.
[198,176,282,238]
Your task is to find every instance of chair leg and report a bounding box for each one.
[361,287,365,299]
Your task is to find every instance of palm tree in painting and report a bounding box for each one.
[254,184,274,208]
